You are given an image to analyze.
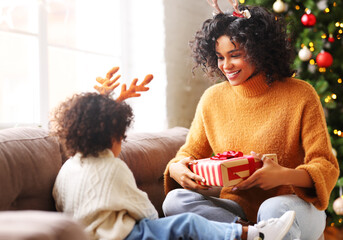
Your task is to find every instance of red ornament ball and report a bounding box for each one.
[328,36,335,43]
[301,13,316,27]
[316,51,333,68]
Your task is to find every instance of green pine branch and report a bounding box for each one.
[245,0,343,227]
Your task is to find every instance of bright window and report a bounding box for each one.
[0,0,167,131]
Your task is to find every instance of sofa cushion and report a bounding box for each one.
[119,127,188,217]
[0,126,188,216]
[0,127,64,211]
[0,210,89,240]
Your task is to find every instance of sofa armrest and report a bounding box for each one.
[0,210,89,240]
[0,127,64,211]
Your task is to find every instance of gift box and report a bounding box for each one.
[189,151,277,187]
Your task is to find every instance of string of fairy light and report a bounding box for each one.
[241,0,343,226]
[296,1,343,227]
[296,3,343,139]
[323,2,343,139]
[240,0,343,138]
[318,1,343,227]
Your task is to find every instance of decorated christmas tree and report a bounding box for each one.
[243,0,343,227]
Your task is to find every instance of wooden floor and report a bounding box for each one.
[324,226,343,240]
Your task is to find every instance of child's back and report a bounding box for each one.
[53,149,158,240]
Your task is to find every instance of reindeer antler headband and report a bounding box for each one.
[94,66,153,102]
[207,0,251,18]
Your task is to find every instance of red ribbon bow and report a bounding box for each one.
[210,151,243,160]
[232,12,244,18]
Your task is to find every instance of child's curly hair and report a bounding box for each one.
[50,92,133,158]
[190,5,295,84]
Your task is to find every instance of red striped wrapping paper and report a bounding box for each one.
[189,153,277,187]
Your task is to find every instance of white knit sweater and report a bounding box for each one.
[53,149,158,240]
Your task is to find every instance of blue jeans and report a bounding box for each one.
[257,194,326,240]
[163,189,326,240]
[125,212,242,240]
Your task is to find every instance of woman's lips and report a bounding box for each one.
[225,70,241,79]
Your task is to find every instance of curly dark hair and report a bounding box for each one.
[50,92,133,158]
[190,5,295,84]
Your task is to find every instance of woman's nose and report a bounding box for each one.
[223,59,233,70]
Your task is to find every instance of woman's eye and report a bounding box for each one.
[217,56,224,60]
[231,54,241,58]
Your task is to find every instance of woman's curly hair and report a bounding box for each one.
[190,5,295,84]
[50,92,133,158]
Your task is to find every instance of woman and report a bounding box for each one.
[162,5,339,240]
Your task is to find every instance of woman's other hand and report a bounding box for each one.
[234,155,287,191]
[169,157,211,190]
[233,151,314,191]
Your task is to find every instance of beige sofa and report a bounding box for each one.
[0,126,188,240]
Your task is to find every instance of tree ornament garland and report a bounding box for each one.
[301,10,316,27]
[298,46,312,61]
[316,50,333,68]
[273,0,286,13]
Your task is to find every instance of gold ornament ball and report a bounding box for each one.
[333,197,343,215]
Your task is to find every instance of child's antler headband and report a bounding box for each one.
[207,0,251,18]
[94,66,153,102]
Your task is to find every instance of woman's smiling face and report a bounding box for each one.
[215,35,256,86]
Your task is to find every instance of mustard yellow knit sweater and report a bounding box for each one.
[164,74,339,222]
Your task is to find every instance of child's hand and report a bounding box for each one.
[94,66,121,95]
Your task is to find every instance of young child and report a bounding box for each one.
[51,69,295,240]
[163,2,339,240]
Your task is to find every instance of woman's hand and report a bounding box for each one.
[169,157,210,190]
[235,158,286,190]
[233,152,287,191]
[233,151,314,191]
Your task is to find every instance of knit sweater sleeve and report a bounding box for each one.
[164,88,214,194]
[114,160,159,220]
[293,84,339,210]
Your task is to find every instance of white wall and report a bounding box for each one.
[164,0,213,128]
